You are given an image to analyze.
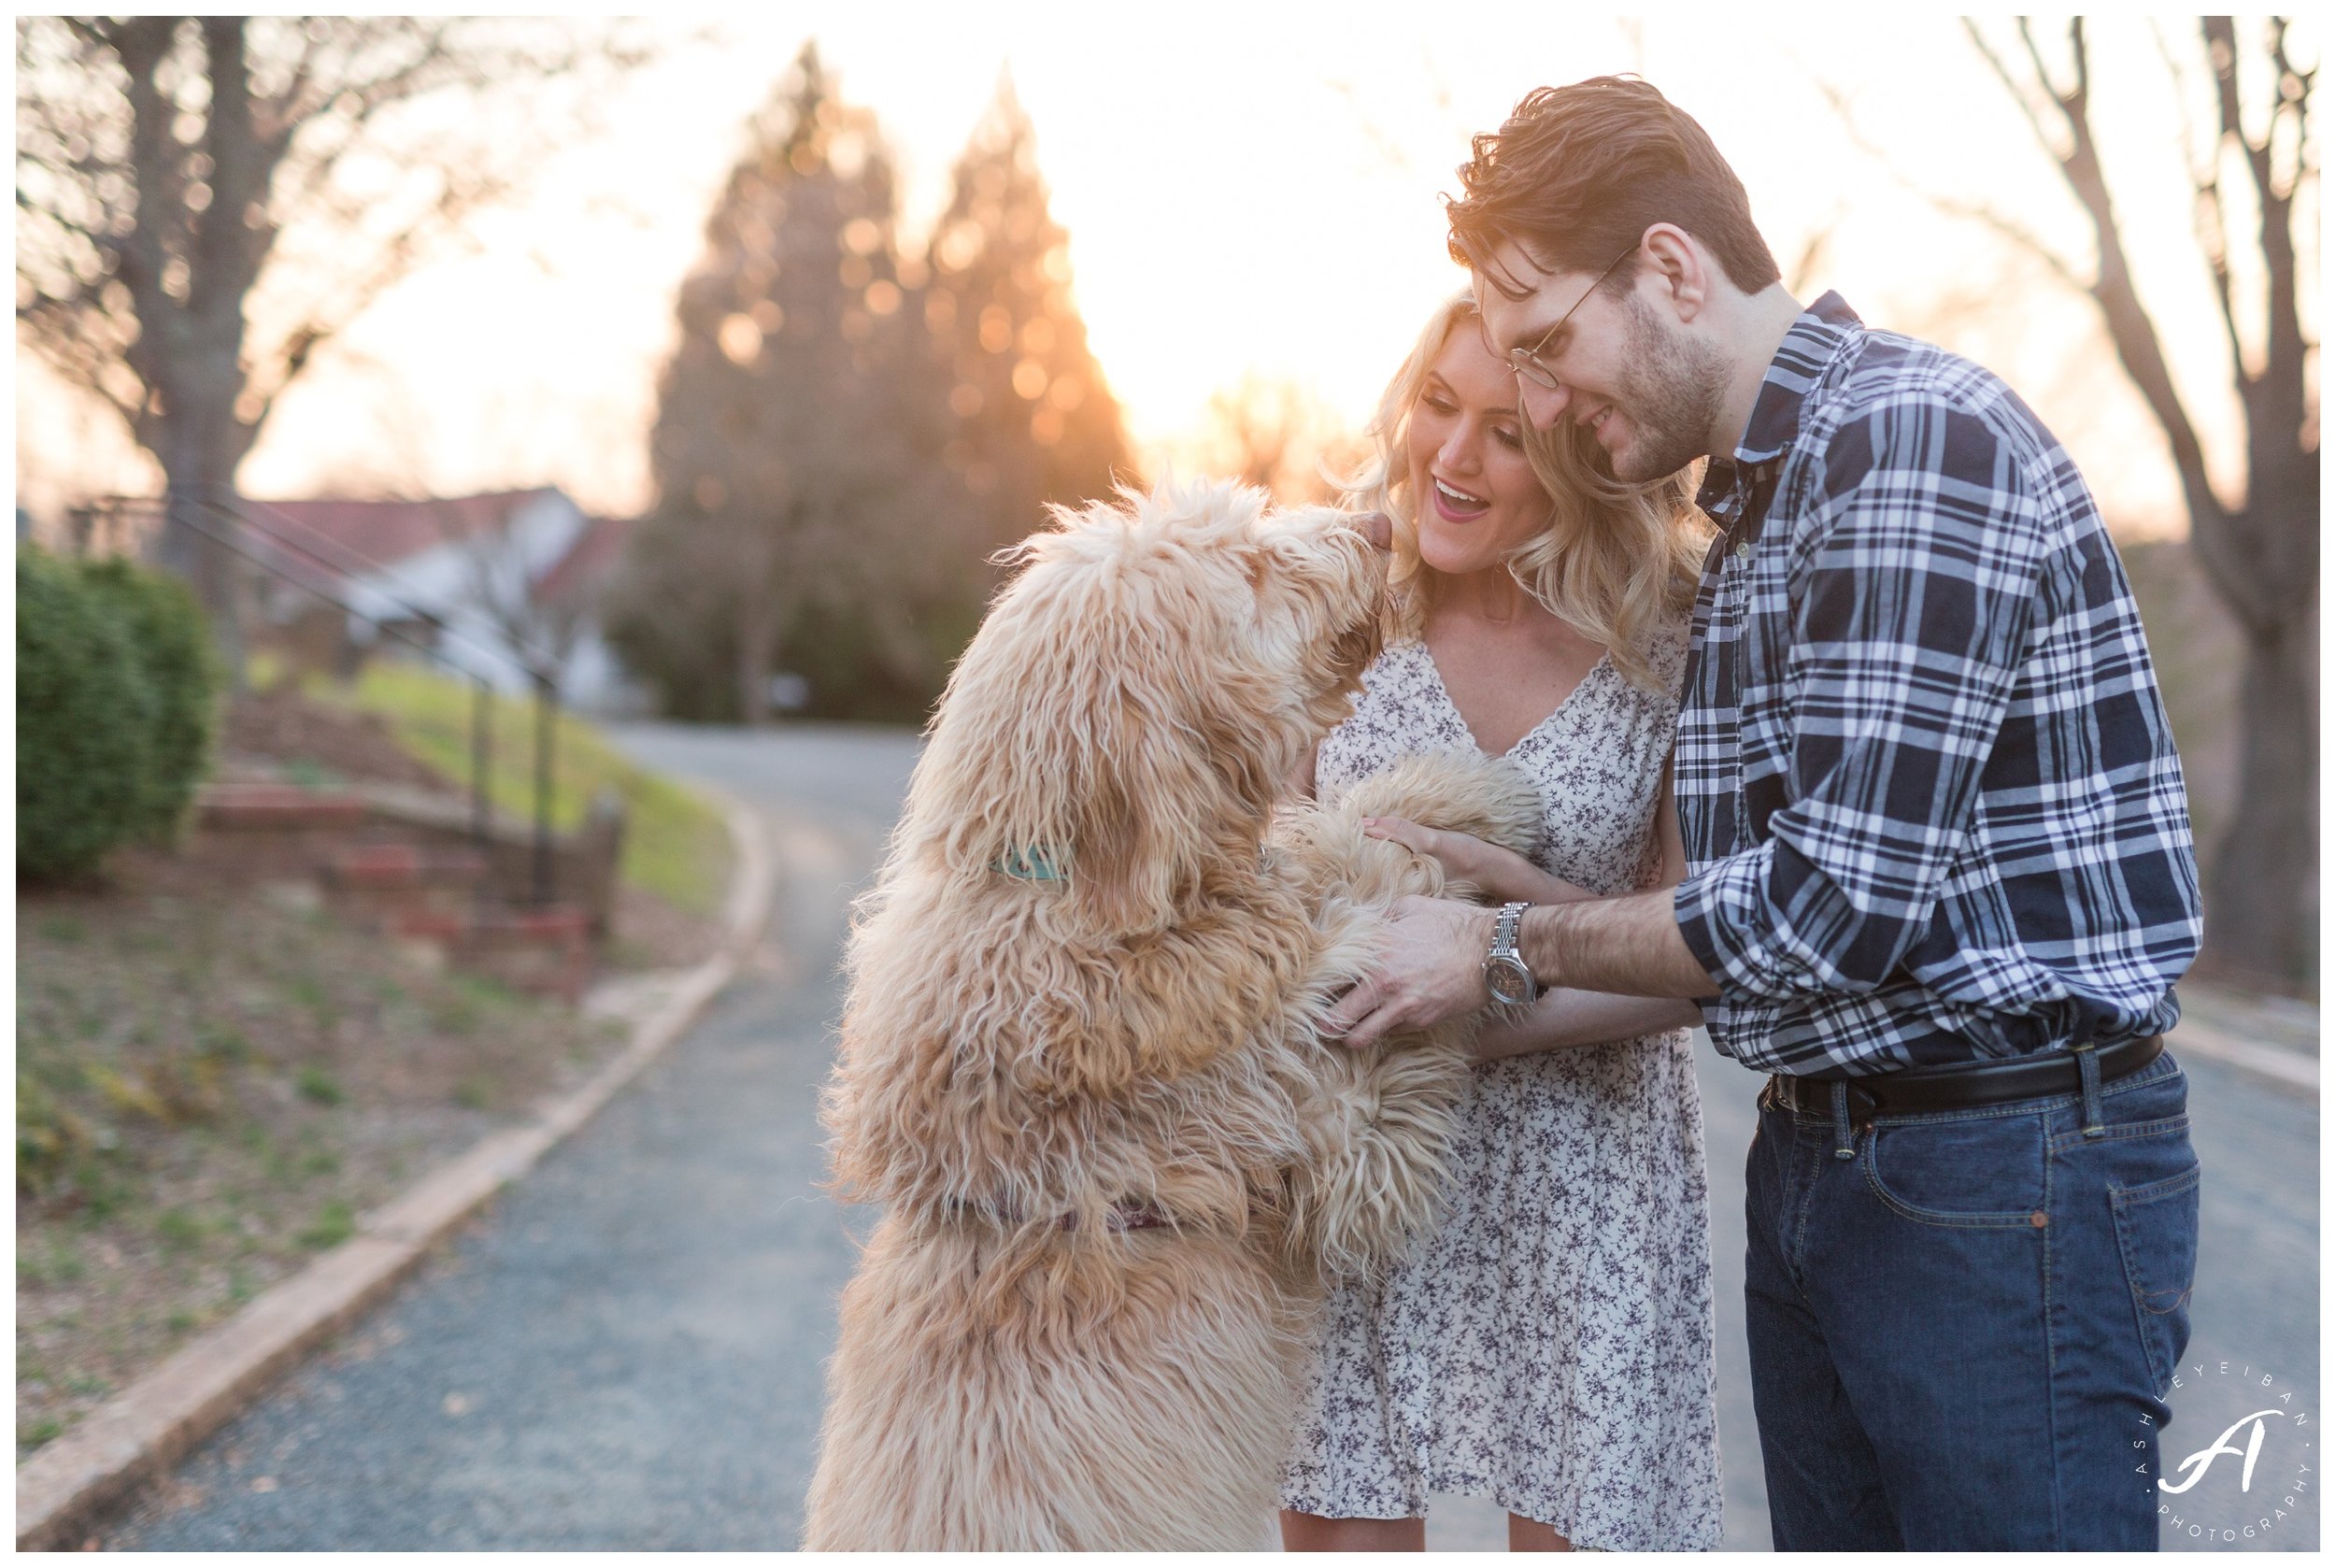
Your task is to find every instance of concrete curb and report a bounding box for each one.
[15,790,773,1552]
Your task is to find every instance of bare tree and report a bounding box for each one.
[15,17,652,681]
[1835,19,2317,990]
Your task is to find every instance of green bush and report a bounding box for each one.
[79,555,220,842]
[16,546,221,881]
[17,547,159,881]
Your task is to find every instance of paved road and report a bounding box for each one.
[105,724,2316,1550]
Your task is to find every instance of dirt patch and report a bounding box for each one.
[211,683,729,977]
[18,680,743,1461]
[15,843,634,1461]
[603,882,729,975]
[216,685,460,793]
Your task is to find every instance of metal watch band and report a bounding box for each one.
[1485,901,1537,1007]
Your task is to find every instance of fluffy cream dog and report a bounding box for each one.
[804,478,1543,1550]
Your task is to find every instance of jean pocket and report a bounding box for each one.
[1862,1110,2047,1227]
[2110,1162,2201,1396]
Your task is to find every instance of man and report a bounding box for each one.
[1328,78,2204,1550]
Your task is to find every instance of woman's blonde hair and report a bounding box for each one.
[1337,290,1711,693]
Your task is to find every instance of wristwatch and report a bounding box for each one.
[1483,902,1538,1008]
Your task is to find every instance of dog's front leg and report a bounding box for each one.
[1284,1039,1473,1281]
[1277,905,1474,1280]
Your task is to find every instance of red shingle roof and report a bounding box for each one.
[248,489,563,577]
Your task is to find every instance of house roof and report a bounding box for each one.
[249,489,565,577]
[534,513,634,606]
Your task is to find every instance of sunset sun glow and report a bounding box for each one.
[18,8,2312,543]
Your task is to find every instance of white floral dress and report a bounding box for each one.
[1279,634,1723,1551]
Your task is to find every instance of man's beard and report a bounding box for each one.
[1588,295,1727,485]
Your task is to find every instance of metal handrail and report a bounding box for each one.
[135,492,563,906]
[200,487,564,684]
[201,491,566,906]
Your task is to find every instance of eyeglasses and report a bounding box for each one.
[1501,246,1636,392]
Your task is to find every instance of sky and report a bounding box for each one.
[15,8,2316,538]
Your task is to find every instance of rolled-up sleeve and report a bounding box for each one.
[1674,393,2046,1001]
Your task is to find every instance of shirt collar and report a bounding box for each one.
[1735,290,1862,465]
[1695,291,1863,514]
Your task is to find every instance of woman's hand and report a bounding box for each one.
[1360,816,1593,906]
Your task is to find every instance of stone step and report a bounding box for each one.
[380,902,594,1005]
[463,905,592,1004]
[385,909,471,944]
[193,780,601,1005]
[197,783,369,831]
[325,844,490,892]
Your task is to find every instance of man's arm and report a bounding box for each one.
[1324,748,1714,1045]
[1326,829,1732,1045]
[1321,891,1716,1049]
[1670,394,2045,1002]
[1522,890,1718,995]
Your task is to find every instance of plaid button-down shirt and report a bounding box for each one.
[1672,293,2202,1076]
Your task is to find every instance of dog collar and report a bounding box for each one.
[993,847,1067,882]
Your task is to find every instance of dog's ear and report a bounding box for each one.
[904,495,1252,935]
[1062,677,1205,933]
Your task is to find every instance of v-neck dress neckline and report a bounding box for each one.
[1412,639,1614,761]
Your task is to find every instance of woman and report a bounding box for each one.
[1277,292,1722,1552]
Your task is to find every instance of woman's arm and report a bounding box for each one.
[1653,751,1687,886]
[1466,749,1701,1059]
[1469,987,1704,1059]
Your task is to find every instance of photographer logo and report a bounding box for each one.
[2151,1360,2312,1546]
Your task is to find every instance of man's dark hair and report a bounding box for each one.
[1446,77,1781,300]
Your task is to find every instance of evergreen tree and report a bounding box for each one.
[609,43,945,723]
[922,78,1131,569]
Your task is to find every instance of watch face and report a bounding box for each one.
[1486,954,1534,1006]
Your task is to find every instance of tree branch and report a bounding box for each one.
[18,15,661,507]
[2216,17,2312,428]
[1968,18,2283,628]
[2014,26,2224,497]
[2153,17,2250,380]
[1815,76,2088,293]
[1964,19,2064,158]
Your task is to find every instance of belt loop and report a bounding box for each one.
[1830,1080,1856,1161]
[2075,1041,2106,1138]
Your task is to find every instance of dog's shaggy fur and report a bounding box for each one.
[804,479,1544,1550]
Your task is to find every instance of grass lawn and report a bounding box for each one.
[292,661,732,918]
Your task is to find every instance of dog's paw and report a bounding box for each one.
[1286,1038,1472,1278]
[1337,751,1544,862]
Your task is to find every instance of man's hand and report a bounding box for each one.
[1323,894,1498,1048]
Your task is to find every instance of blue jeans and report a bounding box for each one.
[1744,1050,2201,1549]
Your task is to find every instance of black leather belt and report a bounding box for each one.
[1764,1034,2165,1120]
